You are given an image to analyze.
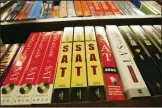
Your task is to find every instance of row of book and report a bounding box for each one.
[1,0,158,22]
[0,25,161,106]
[133,0,161,15]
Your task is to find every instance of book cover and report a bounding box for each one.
[59,1,67,18]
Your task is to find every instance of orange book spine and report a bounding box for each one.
[74,1,84,17]
[81,1,91,17]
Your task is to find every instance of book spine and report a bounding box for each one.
[59,1,67,18]
[87,1,96,16]
[141,25,162,52]
[130,26,162,74]
[0,44,20,86]
[52,42,72,103]
[118,26,162,96]
[93,1,105,16]
[52,28,73,103]
[74,1,83,17]
[153,25,161,36]
[100,1,114,15]
[27,1,38,19]
[1,33,41,105]
[32,31,62,104]
[67,1,76,17]
[12,32,51,105]
[95,26,125,100]
[21,2,33,20]
[81,1,91,17]
[84,26,106,101]
[107,1,122,15]
[106,25,150,99]
[70,27,88,102]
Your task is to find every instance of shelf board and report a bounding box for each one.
[1,15,161,25]
[1,15,161,44]
[7,96,162,107]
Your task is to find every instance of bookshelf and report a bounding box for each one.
[0,0,161,107]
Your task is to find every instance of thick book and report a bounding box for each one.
[85,26,107,101]
[12,32,51,105]
[118,26,162,96]
[52,42,72,103]
[95,26,125,100]
[106,25,150,99]
[32,32,62,104]
[1,33,41,105]
[130,25,162,74]
[70,27,88,102]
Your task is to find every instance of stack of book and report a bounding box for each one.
[0,25,161,106]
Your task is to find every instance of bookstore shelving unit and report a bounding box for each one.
[0,1,162,107]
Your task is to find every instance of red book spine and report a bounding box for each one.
[107,1,122,15]
[93,1,105,16]
[95,27,125,100]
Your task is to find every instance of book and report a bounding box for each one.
[118,26,162,96]
[81,1,91,17]
[70,27,87,102]
[52,42,72,103]
[153,25,161,36]
[95,26,125,100]
[130,25,162,74]
[62,27,74,42]
[106,1,122,15]
[139,1,158,15]
[67,1,76,17]
[141,25,162,52]
[59,1,67,18]
[0,44,20,86]
[87,1,96,16]
[1,33,41,105]
[12,32,51,105]
[106,25,150,99]
[93,1,105,16]
[100,1,114,15]
[32,31,62,104]
[84,27,106,101]
[74,1,83,17]
[73,27,84,42]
